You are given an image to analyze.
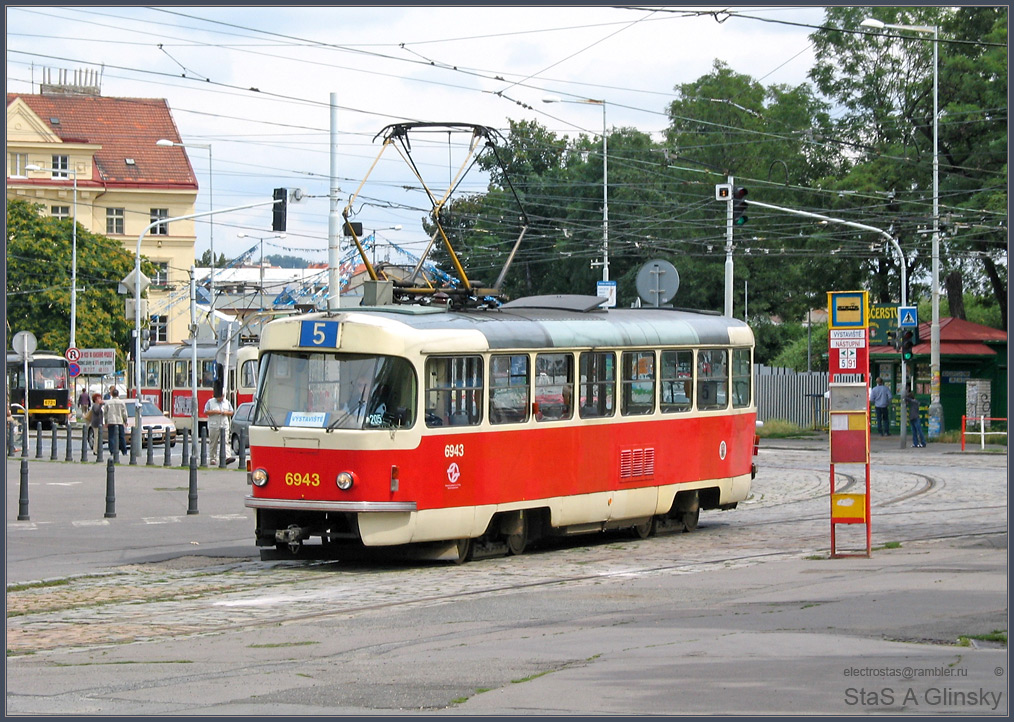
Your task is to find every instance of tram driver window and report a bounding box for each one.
[578,351,615,418]
[621,351,655,416]
[490,354,530,424]
[732,348,752,408]
[697,349,728,411]
[660,350,693,413]
[534,353,573,422]
[426,356,483,427]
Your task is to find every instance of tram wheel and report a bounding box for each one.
[506,529,527,556]
[632,516,656,539]
[680,508,700,533]
[453,538,473,565]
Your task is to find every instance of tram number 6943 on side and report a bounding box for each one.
[444,444,465,458]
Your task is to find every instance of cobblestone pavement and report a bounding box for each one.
[6,439,1005,658]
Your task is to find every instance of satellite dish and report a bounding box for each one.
[635,259,680,307]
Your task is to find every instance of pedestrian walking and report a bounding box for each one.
[204,385,236,466]
[87,393,104,450]
[104,387,128,456]
[869,377,892,437]
[903,388,926,448]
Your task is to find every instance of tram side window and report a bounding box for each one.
[732,348,752,408]
[426,356,483,427]
[534,353,573,422]
[173,361,189,388]
[579,351,615,418]
[621,351,655,416]
[144,361,160,387]
[490,354,530,424]
[660,350,693,413]
[199,361,217,388]
[240,359,258,390]
[697,349,728,411]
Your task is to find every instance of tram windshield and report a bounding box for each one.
[254,351,417,430]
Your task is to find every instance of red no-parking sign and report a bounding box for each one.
[65,347,81,363]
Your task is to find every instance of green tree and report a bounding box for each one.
[197,249,229,268]
[809,6,1007,328]
[6,198,144,366]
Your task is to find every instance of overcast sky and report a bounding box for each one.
[7,5,831,264]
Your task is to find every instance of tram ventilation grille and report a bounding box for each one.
[620,447,655,479]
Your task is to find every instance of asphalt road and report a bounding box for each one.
[5,437,1008,716]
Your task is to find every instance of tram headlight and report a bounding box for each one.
[336,471,356,491]
[250,468,269,487]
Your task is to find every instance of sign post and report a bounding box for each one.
[827,291,872,558]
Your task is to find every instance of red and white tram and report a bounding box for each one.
[245,295,758,562]
[132,343,258,432]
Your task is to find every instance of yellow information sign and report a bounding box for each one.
[827,291,869,330]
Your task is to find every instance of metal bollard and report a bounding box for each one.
[237,427,248,469]
[65,422,73,462]
[164,432,172,467]
[50,424,58,460]
[200,425,208,468]
[95,425,104,462]
[104,458,116,518]
[145,426,154,466]
[80,425,88,462]
[35,422,43,459]
[181,428,189,467]
[219,431,227,468]
[111,426,120,464]
[18,458,30,520]
[187,453,199,515]
[129,423,138,466]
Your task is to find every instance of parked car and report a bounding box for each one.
[123,400,177,447]
[231,402,255,454]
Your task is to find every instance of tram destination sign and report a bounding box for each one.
[76,348,117,376]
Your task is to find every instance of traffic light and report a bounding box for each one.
[732,186,748,226]
[886,330,897,349]
[272,188,287,232]
[901,330,914,361]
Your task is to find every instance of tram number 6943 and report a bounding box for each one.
[444,444,465,458]
[285,472,320,487]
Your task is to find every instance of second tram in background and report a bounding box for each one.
[6,352,71,428]
[245,295,758,563]
[129,344,257,433]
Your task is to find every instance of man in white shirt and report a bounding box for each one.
[204,387,235,466]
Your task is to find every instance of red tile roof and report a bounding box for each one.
[7,93,197,190]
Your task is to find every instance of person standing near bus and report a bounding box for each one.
[869,377,892,437]
[104,387,128,458]
[204,385,235,466]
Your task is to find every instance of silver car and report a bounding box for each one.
[124,400,178,447]
[230,402,255,454]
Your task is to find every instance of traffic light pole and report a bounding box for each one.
[725,175,734,317]
[746,198,910,448]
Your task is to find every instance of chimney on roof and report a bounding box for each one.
[39,66,103,97]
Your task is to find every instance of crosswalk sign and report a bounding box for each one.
[898,305,918,328]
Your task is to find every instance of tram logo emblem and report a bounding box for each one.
[719,441,727,460]
[446,462,461,487]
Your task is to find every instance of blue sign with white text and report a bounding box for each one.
[299,320,340,348]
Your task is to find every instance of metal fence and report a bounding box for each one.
[754,365,828,429]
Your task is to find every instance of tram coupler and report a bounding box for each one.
[276,525,310,554]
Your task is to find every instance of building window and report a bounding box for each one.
[149,315,169,344]
[151,261,169,287]
[9,153,28,177]
[106,208,125,235]
[51,205,71,220]
[51,155,70,178]
[150,208,169,235]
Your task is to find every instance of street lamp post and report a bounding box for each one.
[237,232,286,310]
[861,17,942,435]
[542,97,609,284]
[155,139,216,335]
[27,164,77,349]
